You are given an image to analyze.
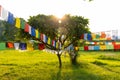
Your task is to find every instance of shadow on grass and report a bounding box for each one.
[0,63,18,66]
[50,62,104,80]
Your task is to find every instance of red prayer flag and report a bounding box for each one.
[38,43,45,50]
[24,23,29,32]
[84,46,88,51]
[40,33,43,41]
[7,42,14,48]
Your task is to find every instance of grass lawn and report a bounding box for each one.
[0,50,120,80]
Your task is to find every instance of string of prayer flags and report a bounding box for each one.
[7,12,14,25]
[15,18,20,28]
[0,5,57,49]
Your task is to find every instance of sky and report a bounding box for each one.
[0,0,120,32]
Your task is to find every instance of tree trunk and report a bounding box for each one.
[69,51,78,65]
[57,51,62,68]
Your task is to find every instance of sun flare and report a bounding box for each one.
[54,13,64,19]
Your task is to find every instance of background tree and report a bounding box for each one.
[28,14,90,68]
[0,20,18,42]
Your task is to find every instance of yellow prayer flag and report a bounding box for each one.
[100,45,106,50]
[47,37,51,44]
[35,29,39,38]
[15,18,20,28]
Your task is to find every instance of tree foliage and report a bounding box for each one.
[28,14,90,47]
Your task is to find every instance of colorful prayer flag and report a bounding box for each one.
[1,7,8,21]
[20,18,26,29]
[7,12,14,24]
[0,42,6,50]
[15,18,20,28]
[31,27,36,36]
[24,23,29,32]
[35,29,39,38]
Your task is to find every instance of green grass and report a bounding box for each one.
[0,50,120,80]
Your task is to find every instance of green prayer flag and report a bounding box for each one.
[0,42,6,50]
[79,47,84,51]
[20,18,25,29]
[106,45,114,50]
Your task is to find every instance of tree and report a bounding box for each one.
[28,14,90,68]
[0,20,18,42]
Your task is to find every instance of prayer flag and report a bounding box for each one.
[84,46,88,51]
[43,34,47,43]
[40,33,43,41]
[94,46,100,50]
[79,47,84,51]
[106,45,114,50]
[87,33,92,40]
[52,40,56,47]
[35,29,39,38]
[7,12,14,24]
[38,43,45,50]
[6,42,14,48]
[24,23,29,32]
[112,30,118,40]
[15,18,20,28]
[100,45,106,50]
[29,26,31,35]
[106,31,112,40]
[19,43,27,50]
[0,42,6,50]
[88,46,94,50]
[47,37,51,44]
[20,18,25,29]
[27,43,33,51]
[91,33,96,40]
[1,7,8,21]
[96,32,100,40]
[84,33,87,40]
[100,32,106,40]
[31,27,36,36]
[14,43,20,50]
